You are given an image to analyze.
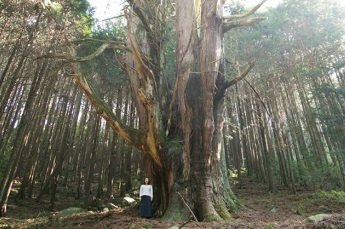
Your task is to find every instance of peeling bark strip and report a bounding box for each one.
[125,12,162,168]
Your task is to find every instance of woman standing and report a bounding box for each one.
[139,177,153,218]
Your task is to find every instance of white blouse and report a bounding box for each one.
[140,184,153,200]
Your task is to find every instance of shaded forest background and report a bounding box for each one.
[0,0,345,223]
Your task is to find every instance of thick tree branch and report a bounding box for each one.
[71,38,126,45]
[40,43,143,151]
[72,43,110,62]
[36,42,129,62]
[222,0,267,33]
[223,0,267,20]
[223,17,266,33]
[36,42,140,147]
[214,62,255,104]
[69,62,142,147]
[225,62,255,88]
[101,14,125,21]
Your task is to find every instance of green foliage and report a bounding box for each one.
[291,160,310,187]
[142,223,152,229]
[44,0,94,36]
[265,225,276,229]
[70,0,93,16]
[228,167,247,186]
[162,29,176,92]
[227,0,345,72]
[48,2,63,14]
[77,23,128,96]
[56,207,86,218]
[271,158,280,181]
[225,0,345,191]
[291,206,303,215]
[224,1,245,15]
[268,151,343,190]
[291,158,343,189]
[76,15,94,36]
[92,19,126,41]
[313,80,345,142]
[313,190,345,203]
[70,0,94,36]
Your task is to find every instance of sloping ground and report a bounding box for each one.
[1,181,345,228]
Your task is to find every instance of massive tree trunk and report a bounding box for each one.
[63,0,265,221]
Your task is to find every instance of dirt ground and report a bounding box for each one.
[1,181,345,228]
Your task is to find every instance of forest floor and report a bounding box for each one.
[1,180,345,229]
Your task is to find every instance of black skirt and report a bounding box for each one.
[139,195,152,218]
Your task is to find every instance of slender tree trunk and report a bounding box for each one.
[255,99,274,191]
[84,115,101,205]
